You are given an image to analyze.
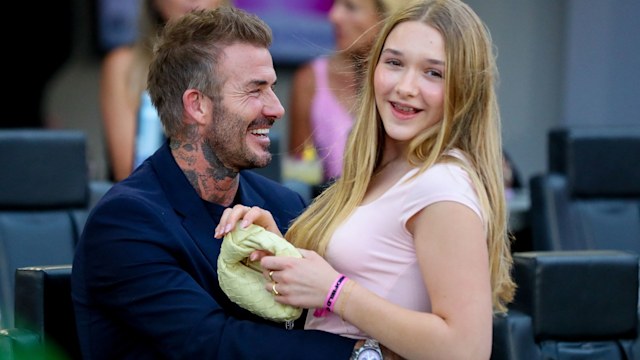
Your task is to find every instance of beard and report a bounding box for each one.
[203,100,272,171]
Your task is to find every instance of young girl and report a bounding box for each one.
[217,1,515,358]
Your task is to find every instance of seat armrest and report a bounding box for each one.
[492,310,541,360]
[512,250,639,340]
[13,265,79,359]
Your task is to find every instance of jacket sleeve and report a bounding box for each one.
[74,194,356,359]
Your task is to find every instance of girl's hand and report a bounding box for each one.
[214,204,282,239]
[261,249,341,309]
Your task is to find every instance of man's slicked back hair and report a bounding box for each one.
[147,7,272,137]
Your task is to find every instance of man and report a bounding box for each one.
[72,7,357,359]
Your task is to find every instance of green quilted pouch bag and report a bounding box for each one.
[217,224,303,322]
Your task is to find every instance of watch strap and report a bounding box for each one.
[351,338,383,360]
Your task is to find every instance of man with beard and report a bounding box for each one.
[71,7,358,359]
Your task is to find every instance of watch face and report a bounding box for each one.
[357,348,383,360]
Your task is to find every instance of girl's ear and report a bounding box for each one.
[182,89,211,125]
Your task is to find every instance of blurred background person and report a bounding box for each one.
[502,149,522,198]
[100,0,232,181]
[287,0,408,189]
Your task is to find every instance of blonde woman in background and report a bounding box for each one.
[217,0,516,358]
[288,0,409,185]
[100,0,232,181]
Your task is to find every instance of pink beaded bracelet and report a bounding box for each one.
[313,274,348,317]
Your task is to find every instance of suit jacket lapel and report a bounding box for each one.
[237,172,287,231]
[237,173,267,209]
[150,146,279,268]
[151,144,221,267]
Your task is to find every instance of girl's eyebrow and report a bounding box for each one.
[427,58,445,66]
[381,48,445,66]
[381,48,402,56]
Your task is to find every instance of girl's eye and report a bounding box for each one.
[426,69,443,78]
[385,59,401,66]
[344,0,357,12]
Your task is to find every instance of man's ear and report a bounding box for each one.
[182,89,211,125]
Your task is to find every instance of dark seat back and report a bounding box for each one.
[529,126,640,252]
[0,129,89,329]
[496,127,640,359]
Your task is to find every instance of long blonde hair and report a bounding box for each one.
[286,0,515,313]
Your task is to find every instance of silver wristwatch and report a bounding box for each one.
[351,339,383,360]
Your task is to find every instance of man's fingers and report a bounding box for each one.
[214,205,250,238]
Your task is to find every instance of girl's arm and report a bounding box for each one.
[215,202,493,359]
[262,201,493,360]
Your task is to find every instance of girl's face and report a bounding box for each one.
[154,0,225,21]
[374,21,446,144]
[329,0,382,54]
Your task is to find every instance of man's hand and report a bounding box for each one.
[214,204,282,239]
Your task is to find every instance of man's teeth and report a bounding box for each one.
[250,128,270,135]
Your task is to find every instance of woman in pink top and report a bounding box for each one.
[217,1,515,358]
[288,0,407,182]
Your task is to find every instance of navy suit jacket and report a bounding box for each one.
[72,143,355,359]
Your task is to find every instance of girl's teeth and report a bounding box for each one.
[395,104,415,112]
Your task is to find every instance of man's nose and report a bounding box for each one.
[263,89,285,120]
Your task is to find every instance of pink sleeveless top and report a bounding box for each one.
[305,151,485,338]
[310,57,354,181]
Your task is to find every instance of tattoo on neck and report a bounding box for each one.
[171,138,239,205]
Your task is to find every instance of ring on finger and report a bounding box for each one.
[272,283,280,296]
[268,270,274,282]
